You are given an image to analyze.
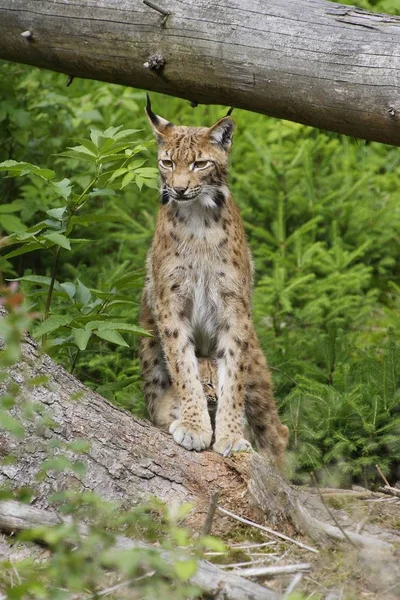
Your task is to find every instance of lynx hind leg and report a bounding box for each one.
[198,358,218,432]
[139,302,179,430]
[152,387,181,430]
[245,340,289,468]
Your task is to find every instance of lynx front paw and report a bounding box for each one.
[170,419,212,451]
[213,437,252,457]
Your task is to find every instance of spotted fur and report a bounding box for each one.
[139,100,289,465]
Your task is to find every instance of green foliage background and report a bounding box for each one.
[1,0,400,488]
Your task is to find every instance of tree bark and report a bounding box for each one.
[0,0,399,146]
[0,315,396,555]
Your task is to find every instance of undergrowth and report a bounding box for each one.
[0,0,399,486]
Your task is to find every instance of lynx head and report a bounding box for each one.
[145,95,234,207]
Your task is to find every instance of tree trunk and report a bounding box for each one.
[0,314,395,555]
[0,0,399,146]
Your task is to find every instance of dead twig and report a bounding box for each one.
[378,485,400,499]
[375,464,390,487]
[220,559,274,569]
[231,563,311,578]
[231,541,276,550]
[142,0,170,26]
[217,506,319,554]
[303,486,377,500]
[311,474,357,549]
[202,491,219,535]
[283,572,304,599]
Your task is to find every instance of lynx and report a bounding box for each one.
[139,97,289,464]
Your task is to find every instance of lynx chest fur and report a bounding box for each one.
[140,98,288,464]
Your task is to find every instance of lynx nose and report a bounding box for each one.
[173,186,188,197]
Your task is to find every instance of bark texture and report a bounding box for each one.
[0,0,399,145]
[0,336,246,525]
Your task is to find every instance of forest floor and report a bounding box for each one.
[208,489,400,600]
[0,481,399,599]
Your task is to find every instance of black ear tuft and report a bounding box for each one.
[146,93,159,126]
[226,106,235,116]
[145,95,174,139]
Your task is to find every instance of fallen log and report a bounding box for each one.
[0,310,393,555]
[0,0,399,145]
[0,500,279,600]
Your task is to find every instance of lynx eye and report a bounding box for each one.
[159,159,174,169]
[193,160,212,170]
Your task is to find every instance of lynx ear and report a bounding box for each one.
[145,94,173,141]
[208,116,235,150]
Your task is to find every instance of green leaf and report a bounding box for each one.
[60,282,76,299]
[199,536,226,552]
[66,440,91,453]
[127,159,145,170]
[102,125,123,139]
[0,412,25,439]
[0,160,55,180]
[111,269,145,289]
[96,377,138,394]
[68,144,97,157]
[32,314,74,338]
[43,232,71,250]
[113,128,141,140]
[41,456,74,473]
[95,321,152,337]
[4,242,43,259]
[174,558,198,582]
[143,178,159,190]
[71,460,87,477]
[72,328,92,351]
[97,152,128,165]
[23,223,46,234]
[94,329,129,347]
[171,527,190,546]
[73,138,99,155]
[58,150,97,164]
[108,167,128,183]
[132,143,150,154]
[135,167,158,177]
[0,201,24,213]
[52,178,72,200]
[0,214,26,233]
[88,188,117,197]
[8,275,61,291]
[135,176,144,191]
[121,171,135,189]
[75,279,92,305]
[90,128,103,146]
[28,375,50,387]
